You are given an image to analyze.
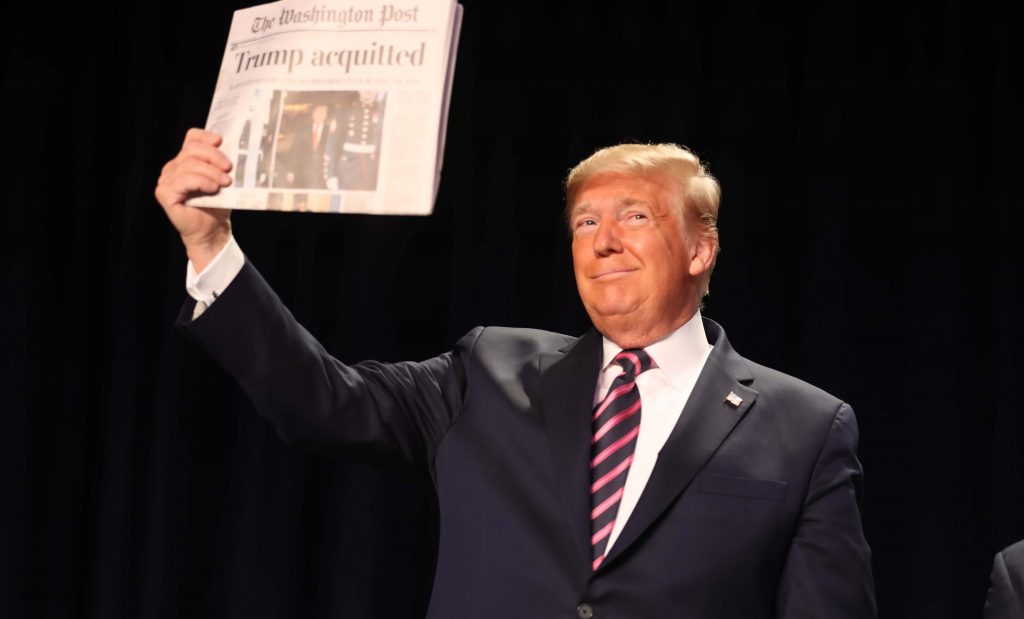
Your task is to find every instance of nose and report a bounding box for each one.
[593,220,623,256]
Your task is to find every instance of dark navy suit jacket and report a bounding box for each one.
[985,540,1024,619]
[180,261,877,618]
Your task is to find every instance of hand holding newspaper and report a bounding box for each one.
[189,0,463,215]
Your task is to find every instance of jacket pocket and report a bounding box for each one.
[697,475,788,501]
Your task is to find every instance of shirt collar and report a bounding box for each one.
[600,310,713,390]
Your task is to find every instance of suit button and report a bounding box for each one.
[577,603,594,619]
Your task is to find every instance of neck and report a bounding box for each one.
[598,307,699,350]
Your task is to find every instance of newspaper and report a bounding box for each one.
[189,0,463,215]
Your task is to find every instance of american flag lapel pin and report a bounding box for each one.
[724,391,743,408]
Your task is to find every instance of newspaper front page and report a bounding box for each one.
[189,0,463,215]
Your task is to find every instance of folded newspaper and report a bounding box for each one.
[189,0,463,215]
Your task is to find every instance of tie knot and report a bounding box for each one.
[613,348,655,378]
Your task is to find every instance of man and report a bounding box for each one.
[325,90,385,191]
[280,102,330,189]
[156,130,876,618]
[985,539,1024,619]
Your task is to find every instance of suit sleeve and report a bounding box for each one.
[776,403,878,618]
[177,260,474,467]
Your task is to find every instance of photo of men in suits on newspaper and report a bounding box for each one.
[230,89,387,212]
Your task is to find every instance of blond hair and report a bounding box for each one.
[565,143,721,296]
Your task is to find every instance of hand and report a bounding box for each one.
[155,128,233,271]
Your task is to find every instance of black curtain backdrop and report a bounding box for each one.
[3,1,1022,617]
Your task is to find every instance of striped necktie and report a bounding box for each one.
[590,348,655,571]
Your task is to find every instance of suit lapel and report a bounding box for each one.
[600,319,759,569]
[538,329,603,570]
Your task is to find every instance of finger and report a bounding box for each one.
[158,163,231,205]
[156,171,226,206]
[161,145,229,179]
[163,158,233,190]
[176,141,233,171]
[183,127,223,148]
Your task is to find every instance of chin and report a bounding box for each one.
[586,296,628,314]
[586,302,642,327]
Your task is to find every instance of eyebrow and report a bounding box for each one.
[570,197,650,218]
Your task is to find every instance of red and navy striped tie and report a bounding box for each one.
[590,348,655,571]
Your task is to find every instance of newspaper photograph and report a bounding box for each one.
[189,0,463,215]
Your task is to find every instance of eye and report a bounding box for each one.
[574,217,597,229]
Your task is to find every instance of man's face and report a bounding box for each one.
[570,172,712,348]
[312,105,328,124]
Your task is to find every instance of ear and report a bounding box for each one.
[687,233,718,278]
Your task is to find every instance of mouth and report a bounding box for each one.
[592,267,637,280]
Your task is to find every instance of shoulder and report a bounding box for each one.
[744,358,845,414]
[713,342,855,453]
[450,326,580,403]
[705,318,846,422]
[986,540,1024,618]
[740,357,859,457]
[745,359,861,462]
[455,326,577,363]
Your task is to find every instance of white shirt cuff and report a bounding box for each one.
[185,235,244,319]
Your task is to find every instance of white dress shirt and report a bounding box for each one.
[595,313,713,552]
[187,238,714,553]
[186,235,245,318]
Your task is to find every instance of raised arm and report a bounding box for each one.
[157,129,467,468]
[176,260,470,467]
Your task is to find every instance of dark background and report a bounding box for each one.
[3,1,1022,617]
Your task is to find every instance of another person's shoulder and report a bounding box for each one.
[997,539,1024,569]
[985,539,1024,619]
